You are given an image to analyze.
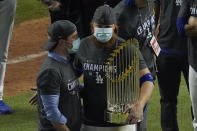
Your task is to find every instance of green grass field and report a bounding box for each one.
[147,76,193,131]
[15,0,49,24]
[0,77,192,131]
[0,0,193,130]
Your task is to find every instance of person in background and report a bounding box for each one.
[0,0,17,114]
[40,0,83,37]
[177,0,197,130]
[154,0,189,130]
[114,0,156,130]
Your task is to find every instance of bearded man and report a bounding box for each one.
[74,5,154,131]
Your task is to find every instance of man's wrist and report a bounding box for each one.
[135,101,145,110]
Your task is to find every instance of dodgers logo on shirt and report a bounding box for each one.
[67,80,80,95]
[96,72,104,84]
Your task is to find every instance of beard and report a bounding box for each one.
[91,33,117,48]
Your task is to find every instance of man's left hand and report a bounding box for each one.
[29,88,38,105]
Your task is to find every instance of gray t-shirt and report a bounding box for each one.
[114,0,156,77]
[37,56,81,131]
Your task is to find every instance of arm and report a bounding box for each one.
[154,0,160,38]
[125,68,154,124]
[124,52,154,124]
[69,53,83,78]
[137,68,154,110]
[41,95,70,131]
[176,0,190,36]
[73,52,83,76]
[154,0,160,27]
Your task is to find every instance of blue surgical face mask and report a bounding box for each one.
[68,38,80,53]
[94,27,113,43]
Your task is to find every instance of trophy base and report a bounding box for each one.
[81,124,137,131]
[105,110,129,124]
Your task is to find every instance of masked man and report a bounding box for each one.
[74,5,154,131]
[37,20,82,131]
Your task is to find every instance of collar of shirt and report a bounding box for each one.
[48,52,68,64]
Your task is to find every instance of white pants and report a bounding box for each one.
[189,66,197,131]
[0,0,17,100]
[80,124,137,131]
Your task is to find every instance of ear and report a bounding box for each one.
[92,23,96,32]
[112,24,115,30]
[112,24,116,33]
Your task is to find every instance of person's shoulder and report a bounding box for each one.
[113,0,126,14]
[37,66,62,85]
[114,1,135,19]
[116,36,128,46]
[40,57,58,67]
[81,36,92,42]
[38,57,61,76]
[36,67,62,91]
[79,36,93,51]
[80,36,92,46]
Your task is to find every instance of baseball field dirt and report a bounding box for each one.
[4,17,50,97]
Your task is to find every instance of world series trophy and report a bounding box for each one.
[105,39,140,129]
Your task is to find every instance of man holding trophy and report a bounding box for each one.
[74,5,154,131]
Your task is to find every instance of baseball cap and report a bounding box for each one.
[43,20,77,51]
[92,4,116,25]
